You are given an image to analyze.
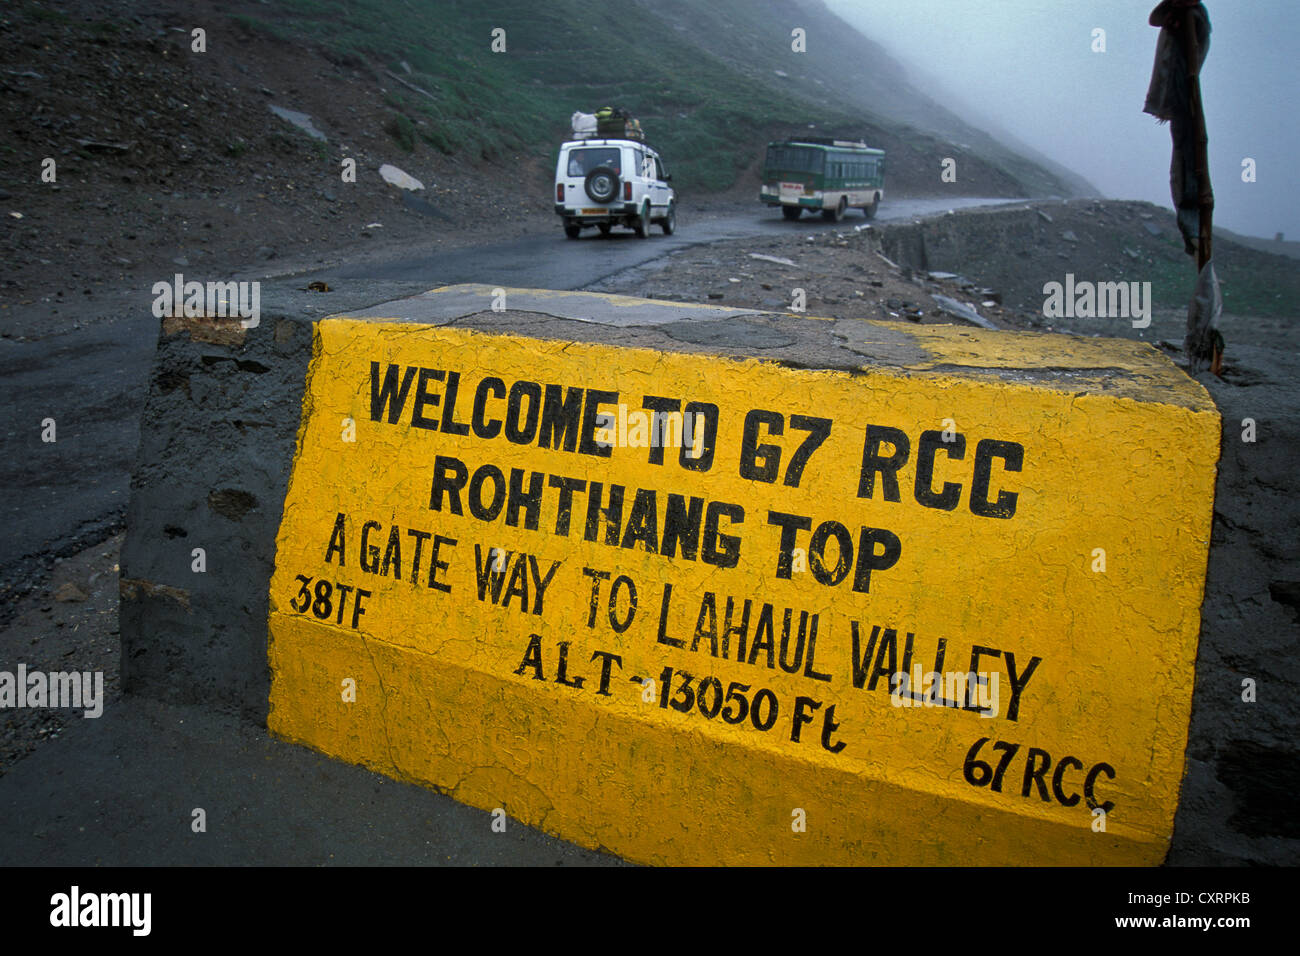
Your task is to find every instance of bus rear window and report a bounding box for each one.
[765,146,824,174]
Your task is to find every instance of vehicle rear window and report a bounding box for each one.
[765,146,824,174]
[567,148,621,177]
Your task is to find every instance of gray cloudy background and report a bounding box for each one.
[827,0,1298,239]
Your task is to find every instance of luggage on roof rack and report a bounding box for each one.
[585,106,645,142]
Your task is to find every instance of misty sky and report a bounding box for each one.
[826,0,1297,239]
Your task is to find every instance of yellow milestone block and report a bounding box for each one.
[268,316,1220,865]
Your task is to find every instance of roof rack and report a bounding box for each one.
[785,136,872,149]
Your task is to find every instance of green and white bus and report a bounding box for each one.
[759,138,885,222]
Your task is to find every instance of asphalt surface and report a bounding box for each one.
[0,694,623,865]
[324,196,1009,285]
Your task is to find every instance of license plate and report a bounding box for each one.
[581,208,609,215]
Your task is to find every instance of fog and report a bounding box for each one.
[826,0,1298,240]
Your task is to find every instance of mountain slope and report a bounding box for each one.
[230,0,1091,196]
[0,0,1094,317]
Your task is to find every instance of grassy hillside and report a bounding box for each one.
[232,0,1088,196]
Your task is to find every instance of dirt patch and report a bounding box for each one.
[0,0,555,339]
[0,533,123,777]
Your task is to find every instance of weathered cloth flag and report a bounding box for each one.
[1144,0,1211,257]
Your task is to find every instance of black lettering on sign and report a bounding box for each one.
[472,377,506,439]
[1021,747,1052,801]
[582,567,611,628]
[1084,762,1116,814]
[748,604,775,669]
[506,469,545,531]
[379,525,402,578]
[740,410,784,483]
[440,371,472,436]
[640,396,680,467]
[1003,651,1042,722]
[970,439,1024,519]
[515,633,545,681]
[473,545,559,616]
[679,401,718,472]
[914,430,965,511]
[784,415,832,487]
[662,494,703,560]
[702,502,743,569]
[608,575,637,633]
[549,475,586,537]
[767,510,811,579]
[325,511,347,566]
[691,593,719,655]
[851,527,901,594]
[407,529,431,583]
[369,366,630,461]
[370,363,416,424]
[429,456,468,514]
[809,520,853,586]
[427,535,456,593]
[474,544,512,605]
[468,465,506,521]
[288,574,370,629]
[538,384,583,452]
[360,520,382,574]
[579,389,618,458]
[768,512,899,592]
[1052,756,1083,807]
[323,515,456,589]
[656,583,684,648]
[584,482,623,546]
[504,381,542,445]
[589,649,624,696]
[411,367,446,431]
[554,641,585,689]
[621,488,658,552]
[963,737,1118,814]
[739,411,829,486]
[857,425,910,502]
[790,695,820,743]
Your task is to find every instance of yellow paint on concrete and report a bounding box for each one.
[268,316,1220,866]
[425,283,775,314]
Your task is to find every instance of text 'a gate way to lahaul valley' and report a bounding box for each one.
[268,313,1219,866]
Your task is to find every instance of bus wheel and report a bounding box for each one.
[781,206,802,221]
[864,195,879,219]
[823,197,847,223]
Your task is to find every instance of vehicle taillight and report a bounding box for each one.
[624,182,632,200]
[557,183,565,201]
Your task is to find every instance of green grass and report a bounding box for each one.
[384,114,417,152]
[1140,237,1300,317]
[223,0,875,192]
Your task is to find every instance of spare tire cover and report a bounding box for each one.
[584,166,620,203]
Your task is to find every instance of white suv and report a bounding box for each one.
[555,139,676,239]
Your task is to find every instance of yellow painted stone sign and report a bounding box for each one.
[268,314,1220,865]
